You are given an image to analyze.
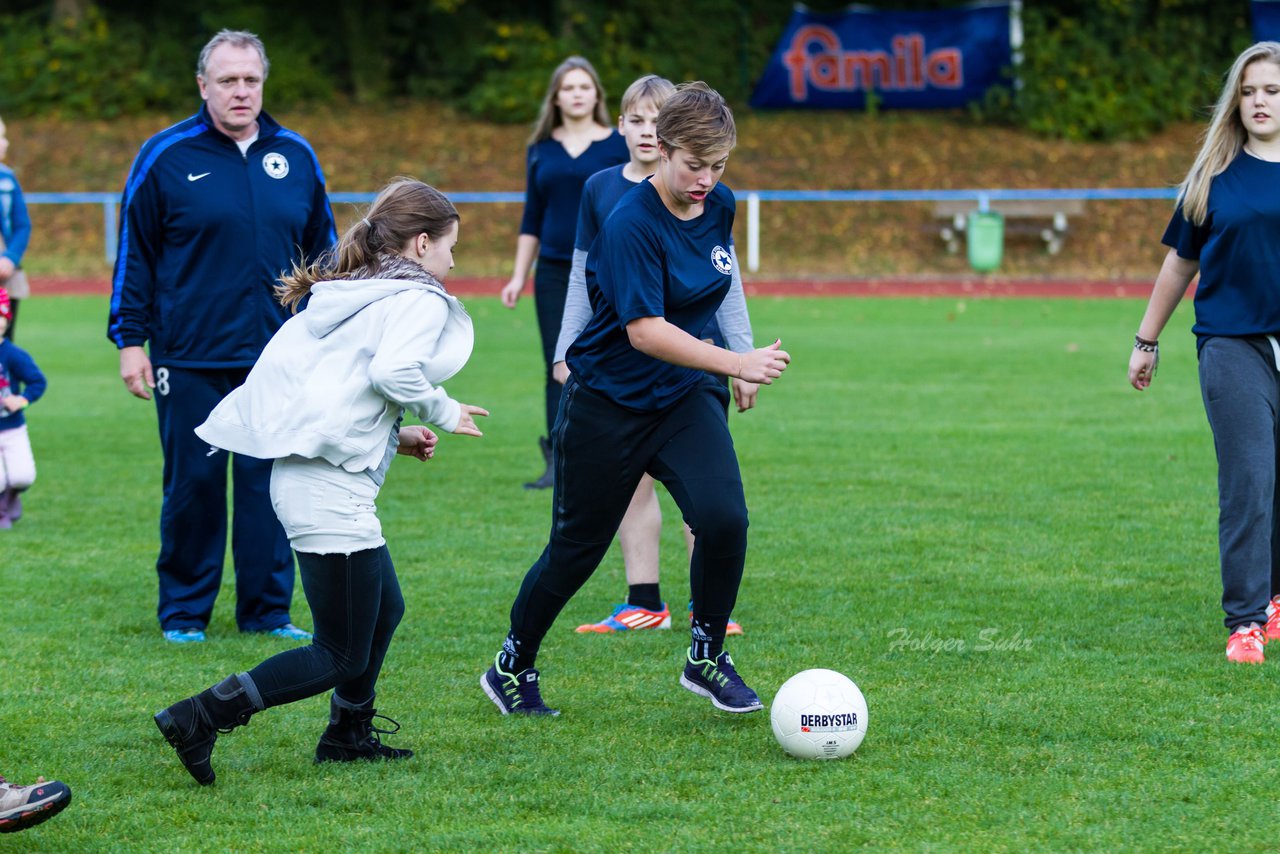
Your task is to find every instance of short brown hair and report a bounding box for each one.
[656,81,735,158]
[619,75,676,117]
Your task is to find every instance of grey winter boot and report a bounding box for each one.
[522,436,554,490]
[314,694,414,763]
[154,673,263,785]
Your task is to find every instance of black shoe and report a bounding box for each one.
[481,655,560,716]
[523,436,554,490]
[315,695,414,763]
[680,651,764,713]
[154,673,260,785]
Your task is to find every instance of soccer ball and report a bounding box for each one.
[770,669,868,760]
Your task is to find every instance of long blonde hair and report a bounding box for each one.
[1178,41,1280,225]
[527,56,611,146]
[277,178,458,312]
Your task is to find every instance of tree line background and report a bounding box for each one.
[0,0,1255,140]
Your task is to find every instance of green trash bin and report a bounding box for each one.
[966,210,1004,273]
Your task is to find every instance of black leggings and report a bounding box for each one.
[509,375,748,658]
[246,546,405,708]
[533,257,571,436]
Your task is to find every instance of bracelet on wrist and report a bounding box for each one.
[1134,335,1158,352]
[1135,334,1158,348]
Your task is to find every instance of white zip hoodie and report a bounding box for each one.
[196,276,473,473]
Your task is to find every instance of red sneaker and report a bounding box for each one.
[1266,597,1280,642]
[1227,624,1266,664]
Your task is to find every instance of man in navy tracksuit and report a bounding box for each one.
[108,30,337,644]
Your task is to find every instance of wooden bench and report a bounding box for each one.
[933,199,1086,255]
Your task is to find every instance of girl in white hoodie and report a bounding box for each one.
[153,179,487,786]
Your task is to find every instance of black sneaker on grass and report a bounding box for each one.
[481,656,560,716]
[680,651,764,713]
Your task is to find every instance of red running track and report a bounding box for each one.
[32,276,1186,299]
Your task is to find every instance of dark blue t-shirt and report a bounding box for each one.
[1163,151,1280,341]
[519,131,628,261]
[574,165,724,345]
[568,180,736,411]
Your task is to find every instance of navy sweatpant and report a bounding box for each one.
[508,375,748,657]
[154,365,295,632]
[1199,336,1280,630]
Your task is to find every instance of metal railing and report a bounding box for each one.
[27,187,1179,273]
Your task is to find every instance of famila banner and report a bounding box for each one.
[751,1,1018,110]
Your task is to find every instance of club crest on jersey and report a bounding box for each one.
[711,245,732,275]
[262,152,290,179]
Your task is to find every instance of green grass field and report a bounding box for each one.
[3,293,1275,852]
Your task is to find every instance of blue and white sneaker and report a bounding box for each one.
[680,651,763,713]
[162,629,206,644]
[481,655,559,716]
[268,623,312,641]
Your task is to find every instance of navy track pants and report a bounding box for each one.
[153,365,295,632]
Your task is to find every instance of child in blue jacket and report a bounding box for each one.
[0,288,45,526]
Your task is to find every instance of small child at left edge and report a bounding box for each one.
[0,287,44,527]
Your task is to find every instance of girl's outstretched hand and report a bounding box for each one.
[453,403,490,437]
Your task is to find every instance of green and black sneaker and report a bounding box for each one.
[680,650,763,713]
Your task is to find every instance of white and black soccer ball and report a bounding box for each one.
[770,668,868,760]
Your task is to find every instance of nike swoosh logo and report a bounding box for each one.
[187,172,211,182]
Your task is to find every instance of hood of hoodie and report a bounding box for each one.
[301,276,454,339]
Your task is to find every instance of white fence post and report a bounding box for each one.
[104,200,118,265]
[747,192,760,273]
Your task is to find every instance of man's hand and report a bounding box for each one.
[120,346,155,400]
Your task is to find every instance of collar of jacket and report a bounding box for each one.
[195,103,281,145]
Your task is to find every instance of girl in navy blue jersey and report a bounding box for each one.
[483,82,790,716]
[501,56,628,490]
[1129,41,1280,663]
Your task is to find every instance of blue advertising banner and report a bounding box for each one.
[1254,0,1280,40]
[751,1,1014,110]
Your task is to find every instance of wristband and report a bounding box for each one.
[1134,335,1158,353]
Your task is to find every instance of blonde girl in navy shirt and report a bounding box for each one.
[483,83,790,716]
[1129,41,1280,663]
[500,56,628,490]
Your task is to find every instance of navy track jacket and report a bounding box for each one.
[108,105,337,368]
